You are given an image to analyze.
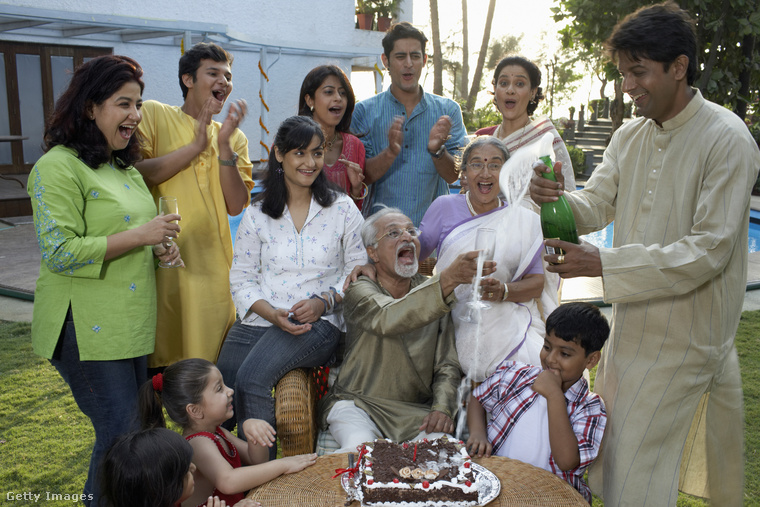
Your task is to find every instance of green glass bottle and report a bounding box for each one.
[539,154,579,256]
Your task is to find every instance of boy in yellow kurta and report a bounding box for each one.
[137,42,254,367]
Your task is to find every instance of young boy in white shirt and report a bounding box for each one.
[467,302,610,502]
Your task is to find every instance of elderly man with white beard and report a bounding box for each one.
[319,207,494,451]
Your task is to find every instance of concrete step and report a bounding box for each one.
[580,123,611,132]
[0,174,30,219]
[587,118,612,125]
[576,131,608,142]
[574,140,607,150]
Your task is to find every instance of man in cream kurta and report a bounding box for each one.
[137,43,254,367]
[530,4,760,506]
[320,208,489,448]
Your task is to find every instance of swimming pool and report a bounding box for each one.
[582,210,760,253]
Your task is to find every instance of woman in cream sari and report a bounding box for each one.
[419,136,545,382]
[475,55,576,194]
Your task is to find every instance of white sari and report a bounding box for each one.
[435,205,545,382]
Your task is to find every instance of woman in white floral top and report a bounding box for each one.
[217,116,367,459]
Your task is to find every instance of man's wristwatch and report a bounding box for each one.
[429,144,446,159]
[218,152,239,166]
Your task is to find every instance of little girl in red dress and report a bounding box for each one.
[138,358,316,506]
[100,427,261,507]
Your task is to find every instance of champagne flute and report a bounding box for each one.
[158,196,180,268]
[461,228,497,321]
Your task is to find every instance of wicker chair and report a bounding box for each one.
[274,367,329,456]
[418,257,437,277]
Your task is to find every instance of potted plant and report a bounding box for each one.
[373,0,401,32]
[589,100,599,121]
[356,0,375,30]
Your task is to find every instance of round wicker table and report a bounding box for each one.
[247,452,588,506]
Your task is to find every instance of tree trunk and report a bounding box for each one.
[734,33,755,121]
[610,77,624,140]
[698,1,728,92]
[460,0,469,101]
[429,0,443,96]
[598,76,607,100]
[465,0,496,113]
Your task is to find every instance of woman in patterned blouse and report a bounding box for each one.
[217,116,367,460]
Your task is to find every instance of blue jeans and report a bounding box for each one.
[50,312,146,507]
[216,318,339,458]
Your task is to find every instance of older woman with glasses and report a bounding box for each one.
[419,135,545,382]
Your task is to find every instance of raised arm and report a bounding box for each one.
[135,99,211,186]
[363,116,403,184]
[29,159,179,275]
[532,370,580,471]
[217,99,253,215]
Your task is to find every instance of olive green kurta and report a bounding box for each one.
[320,273,462,442]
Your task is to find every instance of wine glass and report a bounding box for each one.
[461,228,496,322]
[158,196,180,269]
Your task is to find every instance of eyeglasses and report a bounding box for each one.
[466,161,502,173]
[376,226,421,243]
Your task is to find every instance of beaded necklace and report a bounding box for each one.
[465,191,502,216]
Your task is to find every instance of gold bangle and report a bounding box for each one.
[351,182,369,200]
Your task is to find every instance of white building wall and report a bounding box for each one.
[0,0,391,162]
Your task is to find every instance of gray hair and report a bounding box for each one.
[458,135,510,173]
[361,207,406,248]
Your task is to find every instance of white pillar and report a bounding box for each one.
[374,55,383,95]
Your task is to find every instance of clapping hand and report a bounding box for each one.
[219,99,247,146]
[387,116,404,157]
[340,157,365,199]
[427,115,452,155]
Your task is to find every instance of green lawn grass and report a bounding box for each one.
[2,315,759,506]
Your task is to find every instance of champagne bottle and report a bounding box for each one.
[537,134,579,256]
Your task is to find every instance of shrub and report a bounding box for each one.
[567,144,587,177]
[461,101,502,133]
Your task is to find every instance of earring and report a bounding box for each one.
[276,163,284,174]
[310,105,314,112]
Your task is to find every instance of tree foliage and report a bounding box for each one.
[553,0,760,122]
[485,35,524,71]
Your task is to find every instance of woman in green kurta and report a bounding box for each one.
[27,55,181,506]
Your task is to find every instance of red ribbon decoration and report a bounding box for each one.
[332,465,359,479]
[333,445,368,479]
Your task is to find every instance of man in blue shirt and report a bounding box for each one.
[352,22,468,226]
